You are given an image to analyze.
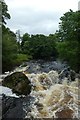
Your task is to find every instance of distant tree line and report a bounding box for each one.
[2,1,80,73]
[21,33,58,60]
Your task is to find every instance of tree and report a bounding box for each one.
[57,10,80,72]
[2,1,32,72]
[58,10,79,41]
[2,1,10,24]
[2,1,18,72]
[21,33,58,60]
[21,33,30,52]
[2,26,18,72]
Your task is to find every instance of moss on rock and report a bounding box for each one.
[2,72,31,95]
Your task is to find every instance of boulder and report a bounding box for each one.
[2,94,34,119]
[2,94,24,119]
[55,107,74,118]
[2,72,31,95]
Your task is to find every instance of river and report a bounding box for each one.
[0,60,79,118]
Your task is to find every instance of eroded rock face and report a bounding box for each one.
[2,72,31,95]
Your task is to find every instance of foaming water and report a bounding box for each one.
[25,70,79,118]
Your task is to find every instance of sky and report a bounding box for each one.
[5,0,79,35]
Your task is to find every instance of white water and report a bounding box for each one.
[25,70,79,118]
[0,60,79,118]
[0,86,18,98]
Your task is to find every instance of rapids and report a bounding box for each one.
[0,60,79,118]
[25,71,79,118]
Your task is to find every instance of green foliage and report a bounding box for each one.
[2,1,80,73]
[58,10,80,42]
[21,34,58,60]
[21,33,30,50]
[2,26,31,72]
[57,10,80,72]
[14,54,32,66]
[2,2,31,73]
[2,1,11,24]
[2,1,15,72]
[2,26,18,72]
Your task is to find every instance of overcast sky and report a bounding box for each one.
[5,0,79,35]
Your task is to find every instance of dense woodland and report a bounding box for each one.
[1,1,80,73]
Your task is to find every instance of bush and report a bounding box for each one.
[14,54,32,66]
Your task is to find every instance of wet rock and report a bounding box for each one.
[2,94,24,119]
[76,73,80,79]
[2,94,34,119]
[38,73,52,88]
[35,102,44,111]
[24,60,67,74]
[59,67,76,82]
[55,107,74,118]
[2,72,31,95]
[59,67,70,80]
[70,70,76,81]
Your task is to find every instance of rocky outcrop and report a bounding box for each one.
[2,94,34,119]
[2,72,31,95]
[2,94,24,119]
